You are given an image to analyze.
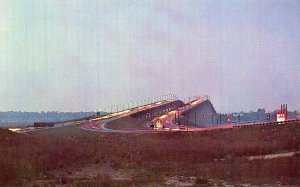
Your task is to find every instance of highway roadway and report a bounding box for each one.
[82,100,176,133]
[14,97,296,134]
[151,98,299,132]
[83,98,234,133]
[151,98,233,132]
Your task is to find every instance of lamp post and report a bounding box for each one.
[187,115,189,131]
[96,108,101,117]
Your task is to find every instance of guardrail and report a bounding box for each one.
[96,94,178,114]
[233,119,300,128]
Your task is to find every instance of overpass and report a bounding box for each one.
[12,94,299,133]
[14,95,226,133]
[82,95,221,132]
[130,100,184,121]
[151,96,218,130]
[179,99,217,127]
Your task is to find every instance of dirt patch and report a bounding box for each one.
[247,151,300,161]
[164,176,197,187]
[49,162,132,181]
[164,176,232,187]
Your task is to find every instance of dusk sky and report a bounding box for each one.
[0,0,300,112]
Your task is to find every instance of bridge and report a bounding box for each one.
[13,94,299,133]
[82,95,221,132]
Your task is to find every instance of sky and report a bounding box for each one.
[0,0,300,112]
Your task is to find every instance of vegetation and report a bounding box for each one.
[0,122,299,186]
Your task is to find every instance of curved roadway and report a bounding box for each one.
[82,100,175,133]
[83,98,233,133]
[152,99,233,132]
[83,98,291,133]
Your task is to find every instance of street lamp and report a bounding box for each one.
[138,100,141,107]
[211,115,214,125]
[186,115,189,131]
[96,108,102,117]
[152,97,156,103]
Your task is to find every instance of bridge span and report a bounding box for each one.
[82,95,231,133]
[10,95,299,133]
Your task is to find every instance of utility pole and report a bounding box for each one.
[219,114,222,125]
[267,113,270,121]
[286,104,288,119]
[187,115,189,131]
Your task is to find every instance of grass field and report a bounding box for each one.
[104,116,146,130]
[0,122,299,186]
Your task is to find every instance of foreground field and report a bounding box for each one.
[0,122,299,186]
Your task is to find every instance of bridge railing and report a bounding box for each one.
[96,94,179,115]
[95,94,215,117]
[182,95,211,103]
[233,119,300,128]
